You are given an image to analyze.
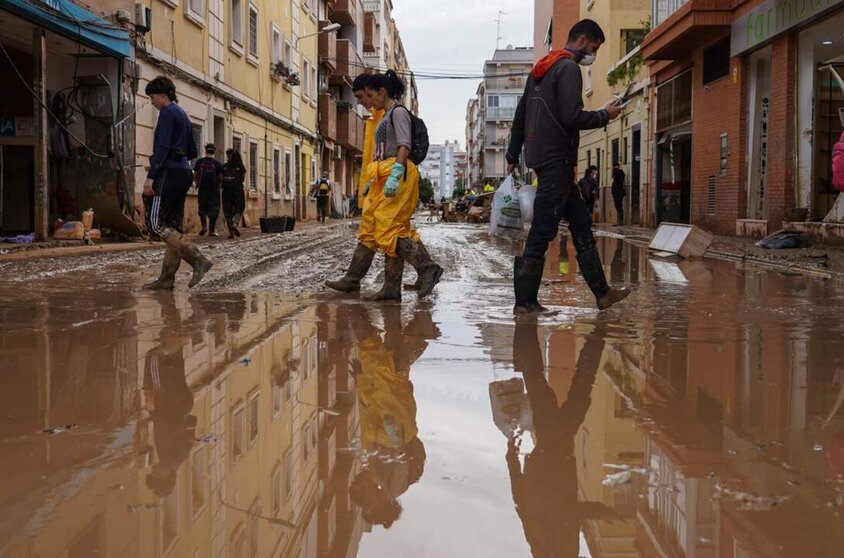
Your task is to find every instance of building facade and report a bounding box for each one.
[642,0,844,236]
[418,140,460,200]
[465,96,483,187]
[465,46,534,187]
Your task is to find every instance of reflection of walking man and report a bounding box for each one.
[507,320,613,556]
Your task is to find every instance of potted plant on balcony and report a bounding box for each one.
[336,100,354,112]
[272,61,291,80]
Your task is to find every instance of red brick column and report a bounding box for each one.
[766,33,798,230]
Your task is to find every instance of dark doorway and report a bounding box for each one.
[631,128,641,225]
[656,135,692,224]
[0,145,35,234]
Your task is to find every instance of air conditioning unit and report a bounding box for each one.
[333,145,342,159]
[135,3,151,34]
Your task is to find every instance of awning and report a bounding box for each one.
[0,0,130,58]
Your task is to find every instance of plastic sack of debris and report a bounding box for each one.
[517,180,537,224]
[489,174,523,239]
[755,229,805,250]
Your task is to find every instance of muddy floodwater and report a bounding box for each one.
[1,223,844,557]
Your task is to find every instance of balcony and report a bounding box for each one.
[319,95,338,142]
[486,75,526,91]
[337,109,364,153]
[485,107,517,121]
[329,39,365,86]
[363,0,380,12]
[319,21,337,73]
[363,12,376,53]
[328,0,357,28]
[641,0,732,61]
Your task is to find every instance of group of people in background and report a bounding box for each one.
[192,143,247,238]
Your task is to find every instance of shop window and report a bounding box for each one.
[273,147,281,193]
[231,0,244,48]
[656,69,692,132]
[703,38,730,85]
[249,141,259,191]
[248,4,259,59]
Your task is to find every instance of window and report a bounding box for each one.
[232,134,242,156]
[186,0,205,24]
[232,407,245,461]
[191,123,203,165]
[284,41,292,67]
[656,70,693,132]
[303,421,312,461]
[612,138,619,166]
[623,137,628,165]
[720,133,729,176]
[284,151,292,198]
[310,158,317,188]
[621,28,648,56]
[282,449,292,502]
[703,37,730,85]
[310,65,317,100]
[249,141,259,191]
[248,499,259,558]
[191,446,208,519]
[273,147,281,194]
[272,464,282,515]
[272,25,281,64]
[487,95,499,108]
[303,60,311,99]
[231,0,244,47]
[248,4,259,59]
[587,150,592,168]
[249,390,259,444]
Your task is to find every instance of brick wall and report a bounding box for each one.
[689,39,745,235]
[766,34,798,230]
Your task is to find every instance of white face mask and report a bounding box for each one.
[578,53,597,67]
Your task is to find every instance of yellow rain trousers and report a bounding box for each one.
[357,335,418,451]
[358,158,420,257]
[357,108,384,210]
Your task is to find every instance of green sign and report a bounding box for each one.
[731,0,844,56]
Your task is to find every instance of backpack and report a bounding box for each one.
[390,104,429,165]
[833,131,844,192]
[197,158,220,189]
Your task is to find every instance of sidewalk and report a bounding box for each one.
[0,218,352,262]
[597,224,844,280]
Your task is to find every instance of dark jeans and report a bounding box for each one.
[144,168,192,236]
[222,187,245,222]
[317,196,330,222]
[613,193,624,224]
[523,161,596,259]
[198,185,221,220]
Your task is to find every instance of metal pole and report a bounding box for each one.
[33,29,49,241]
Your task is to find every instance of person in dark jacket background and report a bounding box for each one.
[143,76,213,290]
[577,165,599,217]
[506,20,629,315]
[194,143,224,236]
[611,163,626,226]
[221,148,247,239]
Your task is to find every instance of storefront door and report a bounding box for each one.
[746,47,772,220]
[0,145,34,234]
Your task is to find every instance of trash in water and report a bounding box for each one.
[756,229,805,250]
[42,424,78,434]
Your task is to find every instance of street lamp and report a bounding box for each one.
[295,22,341,48]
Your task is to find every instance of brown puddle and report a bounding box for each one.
[1,230,844,557]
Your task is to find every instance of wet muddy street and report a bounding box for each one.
[2,222,844,557]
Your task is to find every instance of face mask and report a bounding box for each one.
[566,48,597,66]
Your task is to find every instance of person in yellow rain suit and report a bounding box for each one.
[326,73,440,299]
[484,182,495,193]
[349,305,438,528]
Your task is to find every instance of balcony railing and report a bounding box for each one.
[329,39,365,86]
[319,95,337,141]
[486,76,526,91]
[363,1,380,13]
[318,21,337,73]
[485,107,517,121]
[363,12,376,53]
[337,109,364,153]
[329,0,357,27]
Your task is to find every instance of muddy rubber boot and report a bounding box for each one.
[396,238,443,298]
[199,215,207,236]
[403,241,433,291]
[325,243,376,292]
[143,243,182,290]
[366,256,404,301]
[226,217,235,239]
[513,256,556,316]
[164,230,213,289]
[209,217,219,237]
[576,247,630,310]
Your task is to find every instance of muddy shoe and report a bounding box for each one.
[143,278,175,290]
[597,287,631,310]
[416,264,443,298]
[325,243,376,292]
[366,255,403,302]
[404,277,421,291]
[188,256,213,289]
[233,227,241,237]
[513,302,558,317]
[144,242,181,290]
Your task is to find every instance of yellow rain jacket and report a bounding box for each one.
[358,158,420,257]
[357,335,418,451]
[358,108,384,210]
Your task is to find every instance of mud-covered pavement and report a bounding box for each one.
[2,221,844,557]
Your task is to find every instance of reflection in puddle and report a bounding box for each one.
[2,233,844,556]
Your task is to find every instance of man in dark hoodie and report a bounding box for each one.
[506,20,630,315]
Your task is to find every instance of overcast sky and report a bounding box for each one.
[392,0,534,149]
